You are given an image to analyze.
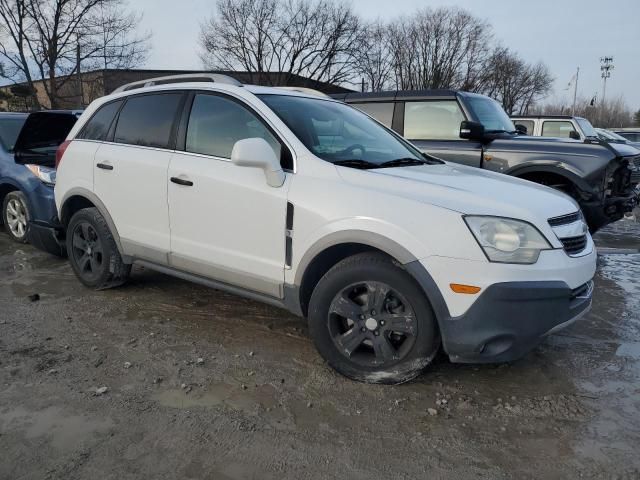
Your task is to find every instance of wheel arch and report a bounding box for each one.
[507,164,593,194]
[59,188,124,255]
[292,231,444,320]
[0,181,20,226]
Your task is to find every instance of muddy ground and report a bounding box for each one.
[1,215,640,480]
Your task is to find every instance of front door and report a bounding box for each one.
[168,92,290,297]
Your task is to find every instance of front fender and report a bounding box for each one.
[505,162,596,194]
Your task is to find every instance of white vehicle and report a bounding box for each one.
[53,74,596,383]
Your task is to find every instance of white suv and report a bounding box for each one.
[54,74,596,383]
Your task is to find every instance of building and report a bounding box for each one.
[0,69,353,111]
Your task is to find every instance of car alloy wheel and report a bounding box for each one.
[5,197,28,240]
[71,221,105,282]
[327,281,418,368]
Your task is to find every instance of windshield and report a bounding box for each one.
[576,118,598,138]
[465,96,515,133]
[0,117,27,153]
[258,94,426,166]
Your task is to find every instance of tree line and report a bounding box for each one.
[0,0,150,109]
[200,0,554,115]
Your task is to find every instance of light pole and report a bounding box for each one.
[600,56,614,105]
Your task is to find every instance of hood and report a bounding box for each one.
[337,162,579,223]
[597,140,640,158]
[14,111,78,168]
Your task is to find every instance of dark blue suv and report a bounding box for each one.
[0,111,78,256]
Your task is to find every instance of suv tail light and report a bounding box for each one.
[55,140,71,169]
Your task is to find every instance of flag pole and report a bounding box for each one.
[572,67,579,116]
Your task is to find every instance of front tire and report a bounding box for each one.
[308,252,440,384]
[66,207,130,289]
[2,191,30,243]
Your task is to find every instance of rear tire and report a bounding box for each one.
[308,252,440,384]
[66,207,130,289]
[2,191,30,243]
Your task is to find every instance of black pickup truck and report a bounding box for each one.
[332,90,640,232]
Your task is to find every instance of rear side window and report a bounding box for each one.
[353,102,394,127]
[78,100,122,141]
[514,120,534,135]
[114,93,183,149]
[542,121,577,138]
[0,117,26,153]
[404,101,465,140]
[186,94,283,163]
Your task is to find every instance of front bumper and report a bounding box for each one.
[439,280,593,363]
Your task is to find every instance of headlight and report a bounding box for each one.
[25,164,56,186]
[464,216,551,264]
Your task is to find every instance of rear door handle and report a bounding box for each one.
[96,163,113,171]
[170,177,194,187]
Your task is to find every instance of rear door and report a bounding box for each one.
[93,91,185,264]
[399,99,483,167]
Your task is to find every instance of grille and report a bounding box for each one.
[561,235,588,255]
[548,211,582,227]
[630,155,640,184]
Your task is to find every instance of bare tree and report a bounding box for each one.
[386,8,492,91]
[534,95,633,128]
[353,21,393,92]
[479,47,553,115]
[0,0,150,109]
[200,0,362,85]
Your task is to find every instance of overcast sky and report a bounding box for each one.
[135,0,639,109]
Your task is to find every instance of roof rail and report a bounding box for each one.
[112,73,242,94]
[275,86,330,99]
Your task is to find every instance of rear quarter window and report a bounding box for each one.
[77,100,123,141]
[114,93,183,149]
[352,102,394,127]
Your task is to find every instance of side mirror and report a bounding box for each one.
[231,138,285,188]
[515,124,527,135]
[459,120,485,141]
[569,130,581,140]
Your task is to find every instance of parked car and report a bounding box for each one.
[0,111,78,255]
[612,128,640,143]
[595,128,640,148]
[333,91,639,232]
[51,74,596,384]
[511,115,600,141]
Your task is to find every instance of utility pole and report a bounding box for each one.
[572,67,579,116]
[600,56,614,105]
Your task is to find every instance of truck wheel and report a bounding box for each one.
[66,207,130,290]
[308,252,440,384]
[2,191,30,243]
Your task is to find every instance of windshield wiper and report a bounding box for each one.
[377,158,430,168]
[486,129,517,134]
[333,159,380,170]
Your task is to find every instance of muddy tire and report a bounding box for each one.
[66,207,130,290]
[308,252,440,384]
[2,190,30,243]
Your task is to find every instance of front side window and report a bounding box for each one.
[0,117,27,153]
[186,94,282,163]
[114,93,183,149]
[465,96,515,133]
[353,102,394,128]
[258,94,426,166]
[576,118,598,138]
[78,100,123,141]
[542,121,577,138]
[404,101,465,140]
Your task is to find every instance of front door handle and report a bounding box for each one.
[170,177,194,187]
[96,163,113,171]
